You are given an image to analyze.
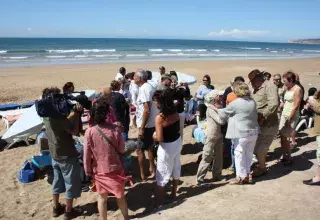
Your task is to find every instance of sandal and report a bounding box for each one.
[251,167,268,178]
[230,177,249,185]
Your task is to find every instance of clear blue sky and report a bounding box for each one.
[1,0,319,42]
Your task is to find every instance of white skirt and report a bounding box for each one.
[156,137,182,186]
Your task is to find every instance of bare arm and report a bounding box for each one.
[83,130,93,176]
[154,115,164,142]
[289,87,302,120]
[140,102,151,129]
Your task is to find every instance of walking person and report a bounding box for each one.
[249,69,279,176]
[196,90,227,185]
[211,83,259,184]
[84,97,129,220]
[153,89,182,206]
[279,71,303,165]
[134,69,159,181]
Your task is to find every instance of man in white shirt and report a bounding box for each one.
[115,67,126,81]
[134,69,159,181]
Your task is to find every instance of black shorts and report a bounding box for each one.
[141,127,155,150]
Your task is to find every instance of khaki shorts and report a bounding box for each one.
[254,124,278,156]
[279,115,299,137]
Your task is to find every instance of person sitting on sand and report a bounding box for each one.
[42,87,83,220]
[84,97,129,220]
[211,83,259,184]
[196,90,227,185]
[153,89,182,206]
[303,90,320,186]
[196,75,214,121]
[135,69,159,181]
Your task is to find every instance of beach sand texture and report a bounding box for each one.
[0,58,320,220]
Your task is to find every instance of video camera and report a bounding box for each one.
[35,91,91,118]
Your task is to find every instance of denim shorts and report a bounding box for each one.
[52,157,81,199]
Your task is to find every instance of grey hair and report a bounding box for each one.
[136,69,149,82]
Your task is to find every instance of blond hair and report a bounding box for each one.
[234,83,251,98]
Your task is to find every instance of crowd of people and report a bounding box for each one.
[41,66,320,220]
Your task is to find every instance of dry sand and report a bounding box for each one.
[0,58,320,220]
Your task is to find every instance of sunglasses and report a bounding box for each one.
[274,78,281,81]
[203,79,208,82]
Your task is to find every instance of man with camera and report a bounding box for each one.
[41,87,83,220]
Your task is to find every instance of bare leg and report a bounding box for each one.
[53,194,60,208]
[98,193,108,220]
[156,185,166,207]
[148,149,156,178]
[170,180,179,199]
[291,131,297,146]
[117,196,129,220]
[313,165,320,182]
[136,149,146,181]
[65,198,74,213]
[281,136,291,161]
[257,151,266,170]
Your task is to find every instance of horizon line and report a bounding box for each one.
[0,36,291,44]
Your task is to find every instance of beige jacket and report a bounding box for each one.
[252,80,279,126]
[205,108,227,140]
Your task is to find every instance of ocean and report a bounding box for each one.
[1,38,320,67]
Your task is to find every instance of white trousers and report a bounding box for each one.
[233,134,258,178]
[156,137,183,186]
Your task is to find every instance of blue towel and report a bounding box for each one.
[0,103,21,111]
[193,127,206,144]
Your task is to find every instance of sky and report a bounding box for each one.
[0,0,320,42]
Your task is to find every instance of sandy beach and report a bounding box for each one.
[0,58,320,220]
[1,58,320,103]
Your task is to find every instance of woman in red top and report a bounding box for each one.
[84,97,129,220]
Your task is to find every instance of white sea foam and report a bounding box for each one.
[9,56,28,59]
[270,51,278,53]
[194,49,207,52]
[0,50,7,54]
[48,49,116,53]
[302,50,320,53]
[167,49,182,52]
[212,49,220,52]
[244,47,261,50]
[149,49,163,52]
[93,54,122,58]
[126,54,147,57]
[74,55,88,58]
[183,49,195,52]
[45,55,67,58]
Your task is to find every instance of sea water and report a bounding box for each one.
[1,38,320,67]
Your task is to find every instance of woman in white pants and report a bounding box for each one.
[153,89,182,206]
[210,83,259,184]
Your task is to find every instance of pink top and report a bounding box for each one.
[88,106,117,127]
[84,123,125,176]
